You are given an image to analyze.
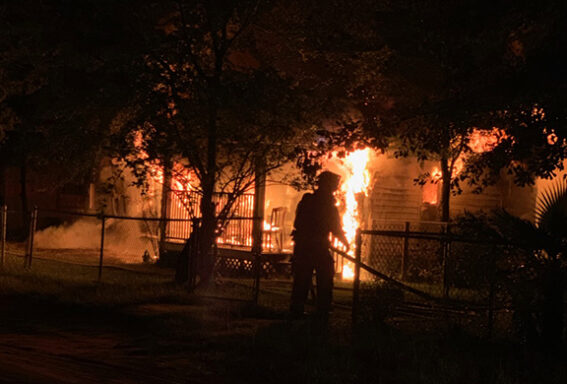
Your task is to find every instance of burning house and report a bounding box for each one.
[24,138,539,277]
[155,141,537,279]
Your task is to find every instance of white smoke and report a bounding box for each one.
[34,217,159,263]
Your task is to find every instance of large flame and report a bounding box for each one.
[340,149,371,244]
[337,148,371,280]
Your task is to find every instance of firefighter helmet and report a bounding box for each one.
[316,171,341,191]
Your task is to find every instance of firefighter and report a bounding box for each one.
[290,170,349,318]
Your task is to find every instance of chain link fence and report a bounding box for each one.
[0,206,182,278]
[331,223,533,338]
[0,208,554,340]
[363,222,489,300]
[0,205,289,304]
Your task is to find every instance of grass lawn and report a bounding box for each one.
[0,253,565,383]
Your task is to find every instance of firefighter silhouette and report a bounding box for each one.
[290,171,349,317]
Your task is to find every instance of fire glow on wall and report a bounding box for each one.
[422,127,508,205]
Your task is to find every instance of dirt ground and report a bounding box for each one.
[0,288,371,384]
[1,251,566,384]
[0,294,341,384]
[0,298,199,383]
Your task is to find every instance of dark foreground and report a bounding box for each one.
[2,297,567,384]
[0,258,566,383]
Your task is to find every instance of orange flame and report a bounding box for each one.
[340,149,371,244]
[336,148,371,280]
[424,128,505,205]
[342,264,355,280]
[468,127,506,153]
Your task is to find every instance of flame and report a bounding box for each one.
[423,167,440,205]
[132,130,195,193]
[263,220,280,232]
[133,130,199,242]
[171,162,194,192]
[468,127,506,153]
[342,264,355,280]
[431,166,442,181]
[340,149,371,244]
[424,128,505,205]
[140,129,375,258]
[337,148,371,280]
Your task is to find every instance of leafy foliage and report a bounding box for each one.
[0,1,142,193]
[535,180,567,256]
[460,180,567,348]
[288,0,567,220]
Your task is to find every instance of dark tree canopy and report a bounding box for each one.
[0,0,143,191]
[1,0,566,226]
[279,0,567,219]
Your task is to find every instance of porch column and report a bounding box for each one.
[159,158,172,255]
[251,160,266,255]
[252,159,266,303]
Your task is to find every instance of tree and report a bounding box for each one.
[286,0,567,221]
[113,0,334,284]
[457,0,567,188]
[0,0,143,221]
[0,1,47,211]
[248,0,392,186]
[379,1,566,220]
[468,181,567,350]
[244,1,510,220]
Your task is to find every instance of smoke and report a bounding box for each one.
[34,217,159,263]
[35,218,101,249]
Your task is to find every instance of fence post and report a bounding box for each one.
[400,221,409,281]
[24,210,31,267]
[487,278,495,339]
[29,206,38,268]
[251,164,266,304]
[352,229,362,326]
[441,223,450,300]
[24,207,38,268]
[158,158,172,257]
[98,213,106,281]
[486,247,497,338]
[0,205,6,268]
[253,251,261,304]
[188,218,199,290]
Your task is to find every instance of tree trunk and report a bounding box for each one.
[251,159,266,300]
[159,157,172,254]
[198,177,217,285]
[251,158,266,255]
[440,156,451,222]
[197,98,219,285]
